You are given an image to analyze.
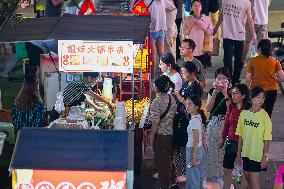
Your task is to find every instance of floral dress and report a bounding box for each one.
[206,88,227,177]
[11,100,47,134]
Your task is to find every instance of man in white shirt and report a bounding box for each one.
[243,0,270,61]
[214,0,256,87]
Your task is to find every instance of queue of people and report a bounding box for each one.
[145,0,284,187]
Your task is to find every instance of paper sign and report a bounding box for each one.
[13,169,127,189]
[58,40,136,73]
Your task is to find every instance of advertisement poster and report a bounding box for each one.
[13,169,127,189]
[58,40,136,73]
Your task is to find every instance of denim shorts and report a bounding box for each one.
[150,30,165,41]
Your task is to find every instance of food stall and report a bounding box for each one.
[11,128,134,189]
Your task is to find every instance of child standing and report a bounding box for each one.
[236,87,272,189]
[184,95,207,189]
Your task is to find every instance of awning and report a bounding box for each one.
[0,15,150,44]
[11,128,134,171]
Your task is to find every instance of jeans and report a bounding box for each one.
[150,30,165,41]
[223,38,244,85]
[263,90,277,118]
[185,0,191,12]
[186,146,206,189]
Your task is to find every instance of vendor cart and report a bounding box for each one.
[11,128,134,189]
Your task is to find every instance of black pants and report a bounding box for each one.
[263,90,277,118]
[195,53,210,69]
[223,39,244,85]
[175,18,182,60]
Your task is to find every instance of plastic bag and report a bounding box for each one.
[233,161,243,184]
[246,43,258,60]
[54,92,65,113]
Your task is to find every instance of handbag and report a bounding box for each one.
[144,95,172,130]
[208,38,220,56]
[203,34,213,53]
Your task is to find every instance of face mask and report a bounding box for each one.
[164,68,171,76]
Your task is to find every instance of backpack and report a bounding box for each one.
[172,96,189,147]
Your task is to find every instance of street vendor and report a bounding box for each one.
[50,72,114,122]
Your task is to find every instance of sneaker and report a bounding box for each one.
[152,173,158,179]
[177,175,186,183]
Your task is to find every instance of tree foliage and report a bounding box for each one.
[0,0,19,29]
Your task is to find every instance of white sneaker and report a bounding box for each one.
[152,173,158,179]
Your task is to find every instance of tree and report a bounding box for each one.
[0,0,20,30]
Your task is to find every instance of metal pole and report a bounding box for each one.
[131,62,135,129]
[139,45,143,99]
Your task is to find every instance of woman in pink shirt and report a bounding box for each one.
[183,0,213,68]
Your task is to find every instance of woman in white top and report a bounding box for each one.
[184,95,207,189]
[164,0,178,59]
[159,53,183,92]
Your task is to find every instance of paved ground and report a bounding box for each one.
[135,10,284,189]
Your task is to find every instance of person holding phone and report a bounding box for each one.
[206,67,230,178]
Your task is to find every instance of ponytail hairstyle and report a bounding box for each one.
[257,39,272,58]
[154,75,175,93]
[234,83,251,110]
[186,95,207,125]
[160,53,181,73]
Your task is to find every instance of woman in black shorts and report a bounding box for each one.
[219,83,250,189]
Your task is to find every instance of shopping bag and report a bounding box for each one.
[208,38,220,56]
[203,34,213,53]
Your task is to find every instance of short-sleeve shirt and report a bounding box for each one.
[149,93,177,135]
[63,83,90,107]
[176,58,206,83]
[253,0,269,25]
[163,72,183,92]
[187,114,203,147]
[236,109,272,162]
[247,55,282,91]
[221,0,251,40]
[179,81,203,99]
[145,0,167,32]
[184,14,213,56]
[208,88,227,117]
